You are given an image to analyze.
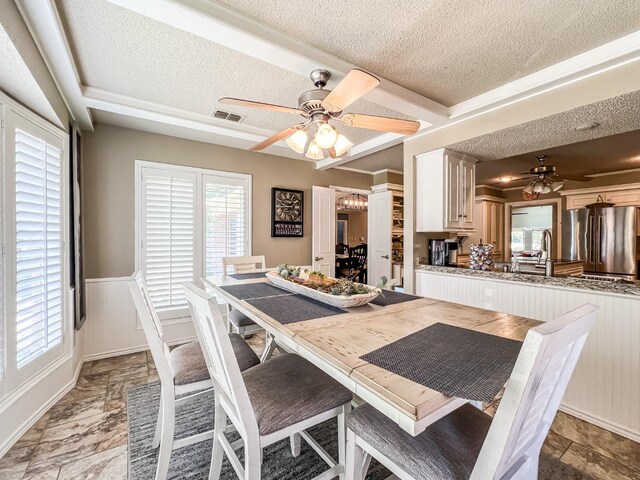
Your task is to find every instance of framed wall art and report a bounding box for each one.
[271,187,304,237]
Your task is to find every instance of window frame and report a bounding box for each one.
[2,102,69,391]
[134,160,252,321]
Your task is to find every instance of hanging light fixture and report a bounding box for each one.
[337,193,368,211]
[285,129,308,154]
[305,140,324,160]
[333,134,353,157]
[314,123,339,149]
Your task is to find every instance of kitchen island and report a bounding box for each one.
[415,265,640,443]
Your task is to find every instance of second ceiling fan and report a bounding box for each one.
[219,69,420,160]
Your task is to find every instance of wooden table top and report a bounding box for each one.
[206,273,540,435]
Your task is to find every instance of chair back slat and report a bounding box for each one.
[471,303,598,480]
[183,282,259,438]
[128,272,173,385]
[223,255,266,274]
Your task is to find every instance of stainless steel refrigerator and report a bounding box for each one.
[562,206,638,277]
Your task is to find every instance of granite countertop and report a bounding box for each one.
[416,264,640,297]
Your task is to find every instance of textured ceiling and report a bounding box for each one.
[450,90,640,162]
[347,144,404,172]
[57,0,409,148]
[475,129,640,187]
[215,0,640,106]
[0,26,57,124]
[91,110,300,158]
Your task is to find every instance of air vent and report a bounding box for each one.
[211,109,245,123]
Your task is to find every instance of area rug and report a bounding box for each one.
[127,382,590,479]
[127,382,389,479]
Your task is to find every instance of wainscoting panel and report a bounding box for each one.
[416,271,640,442]
[84,277,197,360]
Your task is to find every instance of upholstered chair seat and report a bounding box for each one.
[169,335,260,386]
[243,353,353,435]
[348,403,491,479]
[228,308,257,328]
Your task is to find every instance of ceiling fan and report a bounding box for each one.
[519,155,589,199]
[219,69,420,160]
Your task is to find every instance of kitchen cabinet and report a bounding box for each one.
[470,198,505,260]
[416,148,477,232]
[564,187,640,209]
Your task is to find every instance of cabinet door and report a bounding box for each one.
[566,193,601,209]
[495,202,504,253]
[461,161,475,228]
[444,157,461,229]
[605,189,640,206]
[367,191,392,286]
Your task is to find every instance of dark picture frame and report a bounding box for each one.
[271,187,304,237]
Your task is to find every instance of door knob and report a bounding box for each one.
[314,256,323,261]
[382,255,390,259]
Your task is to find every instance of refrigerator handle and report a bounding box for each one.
[598,215,604,264]
[588,215,594,264]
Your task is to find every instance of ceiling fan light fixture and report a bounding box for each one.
[551,182,565,192]
[305,140,324,160]
[533,182,544,193]
[541,184,552,194]
[285,129,308,154]
[333,134,353,157]
[315,123,339,149]
[523,183,535,194]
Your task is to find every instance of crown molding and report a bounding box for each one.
[17,0,93,130]
[559,182,640,196]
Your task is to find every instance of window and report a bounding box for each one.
[2,105,68,389]
[136,162,251,318]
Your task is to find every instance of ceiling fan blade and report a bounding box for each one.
[219,97,303,115]
[323,69,380,112]
[341,113,420,135]
[251,124,305,151]
[328,147,337,159]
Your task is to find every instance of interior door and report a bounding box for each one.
[312,186,335,276]
[368,191,392,286]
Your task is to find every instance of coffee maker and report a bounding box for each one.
[428,239,459,266]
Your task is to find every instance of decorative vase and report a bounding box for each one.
[469,243,494,271]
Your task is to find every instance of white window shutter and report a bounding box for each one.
[204,175,249,277]
[141,169,196,315]
[14,128,63,368]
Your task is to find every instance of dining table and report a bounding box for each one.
[205,271,540,436]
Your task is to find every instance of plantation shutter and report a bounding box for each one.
[14,128,63,368]
[140,168,196,317]
[204,175,250,277]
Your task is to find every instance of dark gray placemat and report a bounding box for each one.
[220,283,290,300]
[361,323,523,402]
[228,272,267,280]
[246,294,347,324]
[370,290,421,306]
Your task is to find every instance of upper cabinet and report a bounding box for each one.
[564,186,640,209]
[416,148,477,232]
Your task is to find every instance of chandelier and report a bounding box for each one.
[285,120,353,160]
[337,193,368,211]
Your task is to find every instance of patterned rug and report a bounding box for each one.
[127,382,590,479]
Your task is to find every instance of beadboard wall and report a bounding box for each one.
[416,270,640,442]
[84,277,198,360]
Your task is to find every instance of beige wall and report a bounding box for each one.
[82,124,373,278]
[373,171,404,185]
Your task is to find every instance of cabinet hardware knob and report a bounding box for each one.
[458,214,462,217]
[314,256,323,261]
[382,255,390,259]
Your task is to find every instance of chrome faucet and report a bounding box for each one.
[541,229,554,277]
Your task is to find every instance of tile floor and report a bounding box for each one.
[1,331,638,479]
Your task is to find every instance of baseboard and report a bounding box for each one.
[559,403,640,443]
[83,335,197,362]
[0,358,83,459]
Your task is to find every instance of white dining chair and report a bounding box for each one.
[183,282,353,480]
[345,303,598,480]
[128,272,261,480]
[223,255,266,338]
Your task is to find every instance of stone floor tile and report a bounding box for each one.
[57,444,127,480]
[560,442,640,480]
[48,394,107,427]
[105,375,156,411]
[21,468,60,480]
[542,430,573,459]
[0,443,36,480]
[57,374,109,404]
[90,352,147,375]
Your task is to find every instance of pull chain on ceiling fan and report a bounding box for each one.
[219,69,420,159]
